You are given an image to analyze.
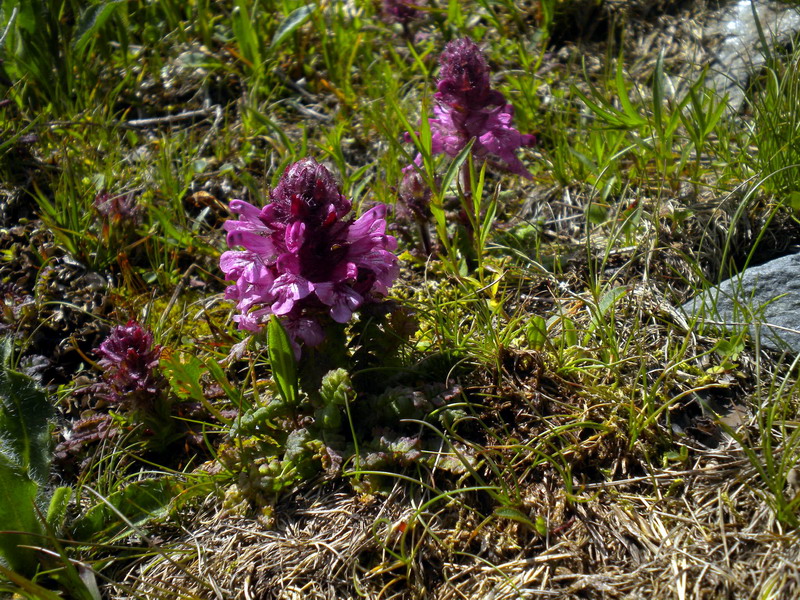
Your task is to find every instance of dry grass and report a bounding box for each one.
[118,438,800,599]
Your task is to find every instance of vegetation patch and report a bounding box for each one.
[2,0,800,598]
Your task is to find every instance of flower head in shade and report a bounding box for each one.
[220,158,399,352]
[96,320,165,412]
[398,168,432,222]
[94,190,139,222]
[396,168,434,255]
[381,0,422,24]
[405,37,535,179]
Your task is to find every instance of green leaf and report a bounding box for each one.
[16,1,36,35]
[526,315,548,350]
[494,506,538,531]
[0,565,64,600]
[72,1,125,55]
[271,4,316,49]
[0,457,42,575]
[71,477,208,542]
[561,317,578,348]
[161,351,206,403]
[598,286,629,315]
[0,338,54,575]
[46,486,72,531]
[268,316,298,406]
[0,344,52,484]
[788,192,800,213]
[203,359,241,414]
[232,0,260,67]
[615,58,641,125]
[652,49,665,135]
[161,352,229,424]
[440,138,475,197]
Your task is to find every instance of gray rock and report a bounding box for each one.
[706,0,800,113]
[682,252,800,352]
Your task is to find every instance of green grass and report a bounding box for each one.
[3,0,800,598]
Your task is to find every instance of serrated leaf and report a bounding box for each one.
[0,338,55,575]
[0,339,52,484]
[0,455,42,575]
[268,316,298,406]
[72,1,125,55]
[161,351,206,403]
[271,3,316,49]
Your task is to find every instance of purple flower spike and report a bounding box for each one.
[96,321,165,412]
[398,168,432,221]
[381,0,422,24]
[220,158,399,352]
[407,37,535,179]
[94,190,139,222]
[435,38,505,111]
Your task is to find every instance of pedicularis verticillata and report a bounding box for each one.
[381,0,423,24]
[96,320,166,413]
[405,37,535,179]
[220,158,399,352]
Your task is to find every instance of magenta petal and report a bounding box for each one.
[270,273,313,315]
[285,220,306,253]
[284,317,325,347]
[226,231,277,255]
[234,307,272,332]
[219,250,253,279]
[229,199,264,220]
[349,206,386,239]
[314,282,363,323]
[221,157,398,343]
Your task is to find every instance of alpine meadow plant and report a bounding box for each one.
[381,0,423,25]
[397,167,434,255]
[220,158,399,354]
[96,320,166,414]
[405,37,535,179]
[94,190,139,223]
[93,320,182,453]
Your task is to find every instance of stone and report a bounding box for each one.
[682,252,800,352]
[705,0,800,113]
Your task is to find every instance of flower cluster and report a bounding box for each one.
[381,0,422,24]
[96,320,165,412]
[94,190,139,222]
[406,37,535,178]
[220,158,399,348]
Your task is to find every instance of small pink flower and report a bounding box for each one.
[96,321,165,412]
[407,37,535,179]
[381,0,423,24]
[95,190,139,222]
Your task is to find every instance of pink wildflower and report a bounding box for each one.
[406,37,535,178]
[220,158,399,349]
[381,0,423,24]
[96,321,165,412]
[94,190,139,222]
